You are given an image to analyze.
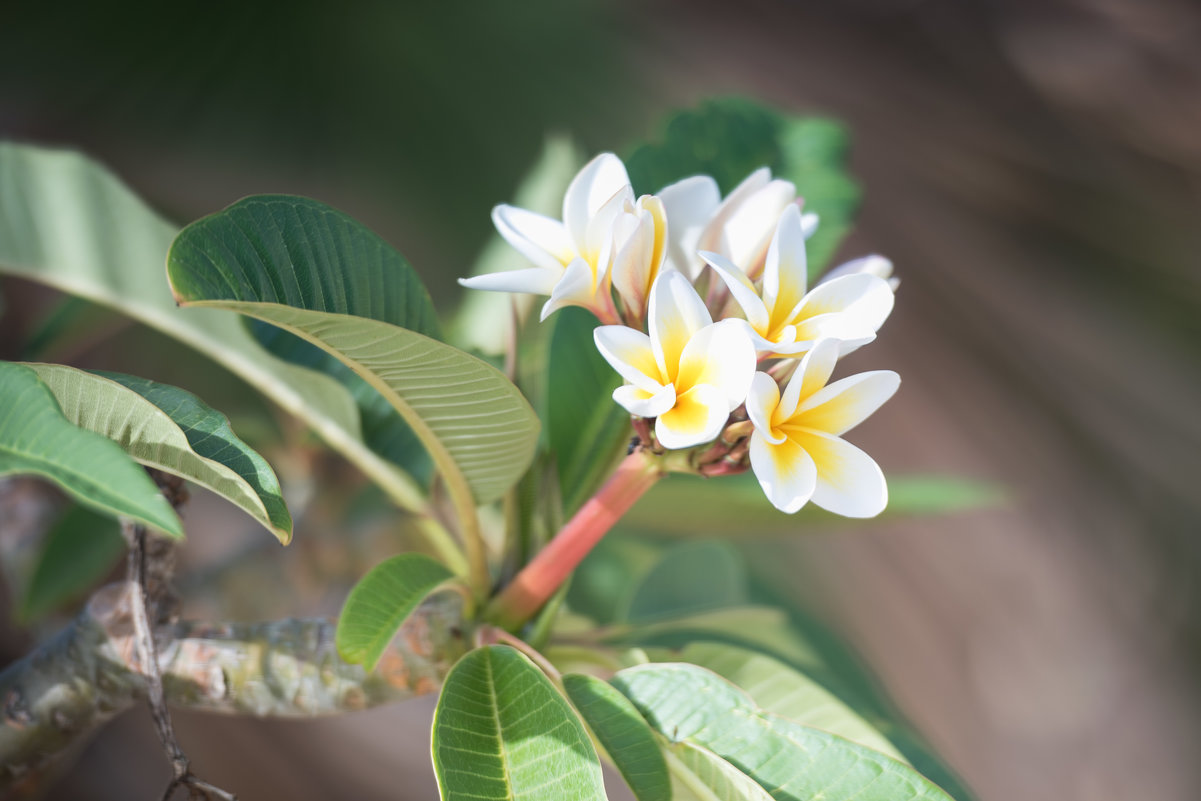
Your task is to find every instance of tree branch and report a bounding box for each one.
[0,584,468,790]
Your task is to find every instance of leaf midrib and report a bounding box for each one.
[484,650,518,801]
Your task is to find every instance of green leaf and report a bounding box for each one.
[20,295,116,360]
[621,541,748,623]
[673,642,903,760]
[432,645,606,801]
[547,306,630,514]
[612,663,955,801]
[563,673,671,801]
[166,195,441,337]
[167,194,443,487]
[567,535,663,626]
[335,553,458,671]
[665,741,773,801]
[0,362,181,537]
[27,364,290,543]
[174,303,539,529]
[248,321,433,486]
[625,98,861,276]
[19,503,125,622]
[0,143,427,513]
[624,473,1002,537]
[96,370,292,535]
[611,606,828,676]
[168,199,541,511]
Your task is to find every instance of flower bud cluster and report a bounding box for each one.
[461,154,901,517]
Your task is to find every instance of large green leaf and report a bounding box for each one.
[27,364,290,543]
[612,663,955,801]
[673,642,903,760]
[168,198,541,511]
[665,740,773,801]
[563,673,671,801]
[621,541,747,623]
[547,307,630,515]
[567,535,663,626]
[608,606,827,676]
[624,473,1002,537]
[0,362,181,537]
[335,554,459,671]
[166,195,441,337]
[166,302,539,544]
[624,98,860,277]
[597,536,975,799]
[165,194,445,487]
[0,143,433,515]
[432,645,606,801]
[19,503,125,622]
[96,370,292,533]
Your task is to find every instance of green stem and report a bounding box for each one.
[487,450,662,630]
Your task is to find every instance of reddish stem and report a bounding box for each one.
[488,450,662,630]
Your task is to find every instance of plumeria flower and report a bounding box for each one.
[701,205,894,358]
[658,167,798,281]
[594,271,755,450]
[746,339,900,516]
[460,153,665,322]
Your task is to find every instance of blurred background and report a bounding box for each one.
[2,1,1200,799]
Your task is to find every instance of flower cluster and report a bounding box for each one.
[460,153,900,517]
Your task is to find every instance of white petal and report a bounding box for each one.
[721,182,797,276]
[563,153,631,252]
[762,205,809,323]
[795,274,895,334]
[540,258,600,321]
[459,266,561,296]
[746,372,785,445]
[637,195,668,283]
[759,328,812,357]
[699,250,769,334]
[610,210,656,315]
[655,384,729,449]
[800,212,819,239]
[749,432,817,514]
[583,184,635,266]
[778,339,840,420]
[613,382,676,418]
[658,175,721,279]
[819,254,894,285]
[789,428,888,518]
[695,167,770,257]
[491,204,576,272]
[835,334,877,358]
[593,325,664,392]
[675,319,756,411]
[648,270,712,381]
[793,311,880,345]
[795,370,900,436]
[712,168,770,218]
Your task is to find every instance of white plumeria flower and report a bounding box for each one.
[594,271,755,450]
[658,167,798,281]
[701,205,894,358]
[460,152,649,322]
[746,339,900,516]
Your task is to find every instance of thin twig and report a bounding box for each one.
[123,522,236,801]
